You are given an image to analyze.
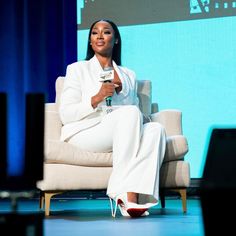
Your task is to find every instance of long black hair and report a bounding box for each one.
[85,19,122,65]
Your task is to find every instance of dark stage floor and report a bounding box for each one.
[0,196,204,236]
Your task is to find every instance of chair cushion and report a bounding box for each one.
[45,140,113,167]
[45,135,188,167]
[37,160,190,191]
[164,135,188,162]
[37,164,112,191]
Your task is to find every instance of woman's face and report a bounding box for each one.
[90,21,117,57]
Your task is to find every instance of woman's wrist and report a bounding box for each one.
[91,95,103,108]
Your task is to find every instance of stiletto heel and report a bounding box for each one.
[109,197,118,217]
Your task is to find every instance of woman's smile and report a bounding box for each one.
[96,41,105,46]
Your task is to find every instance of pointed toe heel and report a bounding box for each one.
[109,193,149,218]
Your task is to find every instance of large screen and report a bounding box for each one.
[76,0,236,178]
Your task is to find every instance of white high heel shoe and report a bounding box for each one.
[109,193,148,218]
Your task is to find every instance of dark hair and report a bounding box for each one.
[85,19,122,65]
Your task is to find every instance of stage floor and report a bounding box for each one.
[0,197,204,236]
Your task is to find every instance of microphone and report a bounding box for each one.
[99,67,114,107]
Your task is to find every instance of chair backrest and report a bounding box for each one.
[55,77,152,115]
[137,80,152,115]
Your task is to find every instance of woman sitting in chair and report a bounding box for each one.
[59,19,166,217]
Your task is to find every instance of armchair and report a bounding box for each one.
[37,77,190,216]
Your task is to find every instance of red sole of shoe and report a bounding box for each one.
[127,208,148,218]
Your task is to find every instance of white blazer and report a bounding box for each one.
[59,55,139,141]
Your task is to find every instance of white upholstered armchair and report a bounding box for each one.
[37,77,190,216]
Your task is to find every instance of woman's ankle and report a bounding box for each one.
[127,192,138,203]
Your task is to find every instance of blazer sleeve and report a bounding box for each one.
[59,63,96,125]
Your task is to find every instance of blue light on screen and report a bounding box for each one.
[77,16,236,178]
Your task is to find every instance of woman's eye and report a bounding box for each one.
[104,31,111,35]
[91,31,98,35]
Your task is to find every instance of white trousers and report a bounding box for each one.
[68,105,166,205]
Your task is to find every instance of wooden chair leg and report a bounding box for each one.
[39,191,64,216]
[178,189,187,213]
[171,188,187,213]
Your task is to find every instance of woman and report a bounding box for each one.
[59,19,166,217]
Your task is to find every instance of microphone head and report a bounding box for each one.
[99,67,114,82]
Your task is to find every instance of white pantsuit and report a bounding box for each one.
[59,55,166,206]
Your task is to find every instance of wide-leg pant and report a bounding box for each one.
[68,105,166,205]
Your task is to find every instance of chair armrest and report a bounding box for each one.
[44,103,62,141]
[45,103,57,112]
[164,135,189,162]
[150,109,183,136]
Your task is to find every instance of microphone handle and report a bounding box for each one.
[106,96,112,106]
[104,80,112,106]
